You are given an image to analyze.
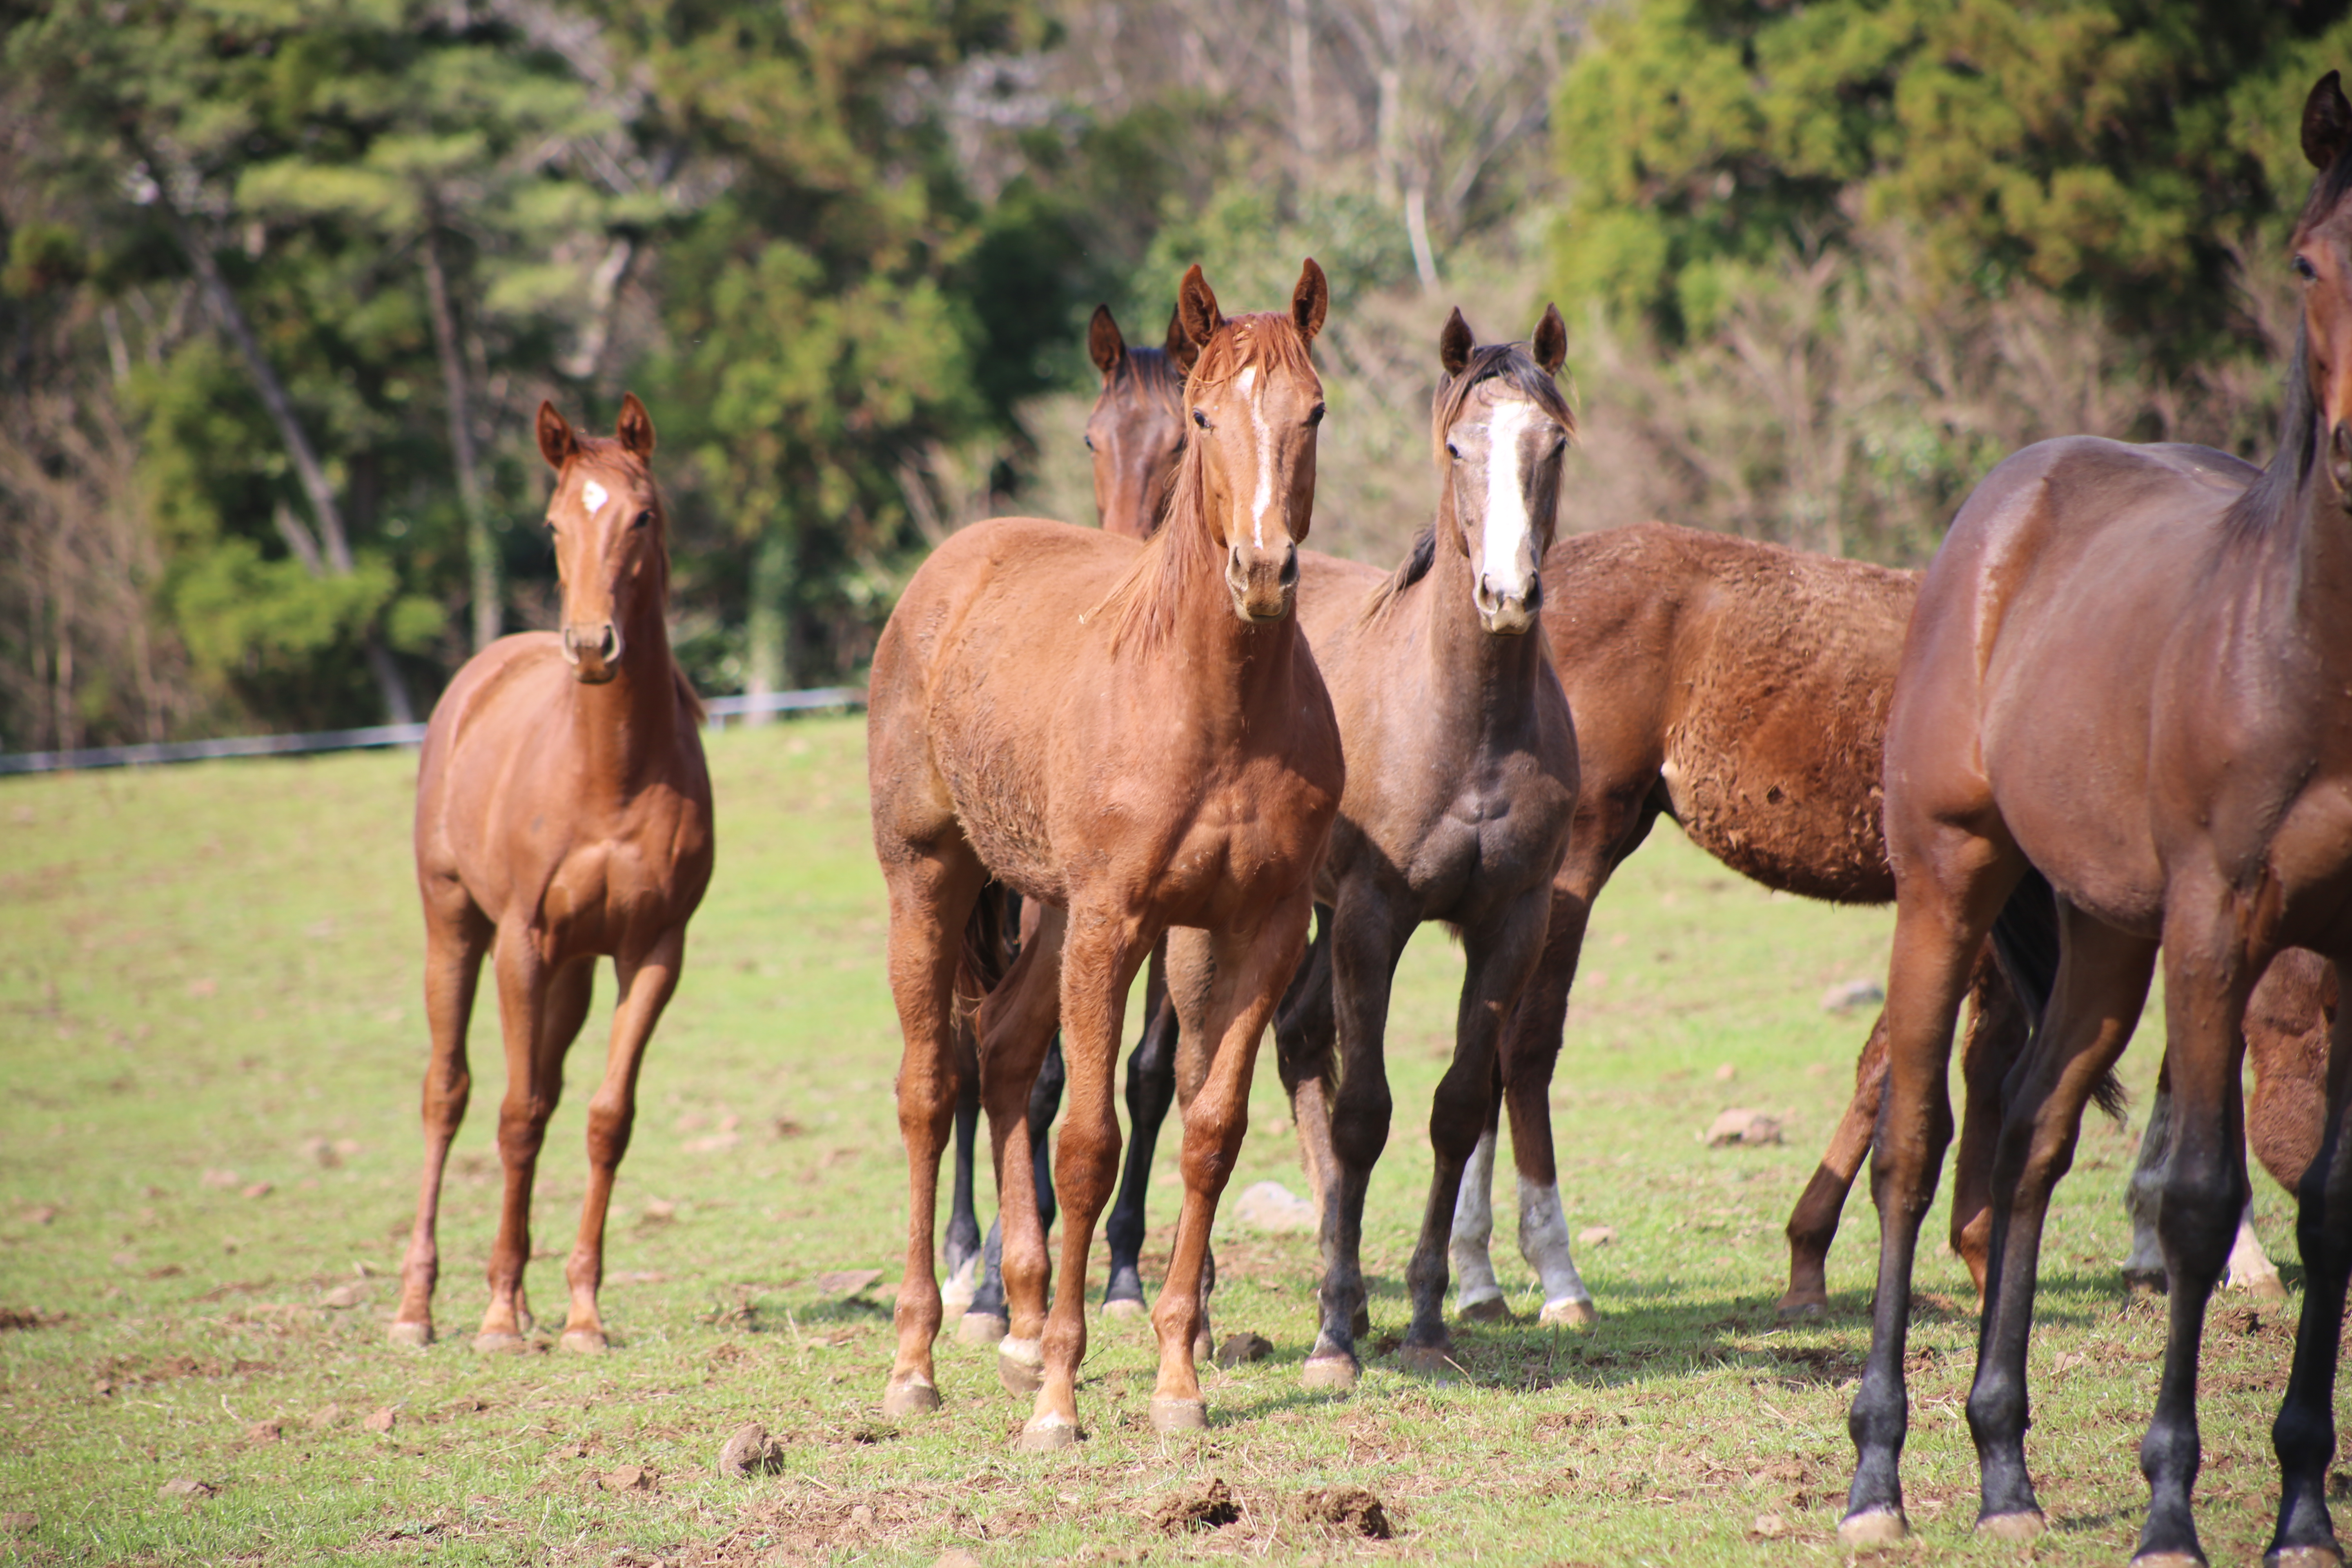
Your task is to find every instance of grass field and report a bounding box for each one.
[0,716,2319,1565]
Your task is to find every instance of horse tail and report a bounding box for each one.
[955,880,1018,1012]
[1988,864,2128,1122]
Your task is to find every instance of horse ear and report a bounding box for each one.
[1163,301,1198,373]
[537,401,576,470]
[1292,257,1328,343]
[1438,307,1475,376]
[2307,71,2352,172]
[615,392,656,458]
[1088,305,1125,377]
[1531,303,1568,376]
[1177,265,1224,352]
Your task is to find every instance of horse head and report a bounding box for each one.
[536,394,666,684]
[2295,70,2352,507]
[1085,303,1194,541]
[1176,259,1327,623]
[1432,305,1573,635]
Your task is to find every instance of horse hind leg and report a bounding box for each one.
[1782,1010,1886,1320]
[941,1022,983,1319]
[964,1031,1063,1347]
[561,937,680,1355]
[392,894,490,1347]
[2267,956,2352,1566]
[1102,940,1178,1317]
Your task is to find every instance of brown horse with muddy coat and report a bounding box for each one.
[394,395,713,1354]
[866,262,1343,1448]
[1837,72,2352,1565]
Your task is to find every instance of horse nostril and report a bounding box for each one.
[1278,547,1298,588]
[599,625,620,662]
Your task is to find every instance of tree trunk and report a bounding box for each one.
[422,225,499,655]
[154,178,415,726]
[1287,0,1317,191]
[744,528,793,726]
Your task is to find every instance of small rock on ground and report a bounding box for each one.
[1,1512,37,1535]
[244,1421,281,1446]
[1232,1180,1316,1233]
[318,1284,364,1309]
[1153,1477,1240,1533]
[158,1479,216,1500]
[306,1404,340,1429]
[598,1466,656,1492]
[1215,1331,1272,1368]
[934,1551,983,1568]
[1822,978,1885,1013]
[814,1268,884,1296]
[1576,1225,1617,1247]
[1294,1486,1392,1539]
[717,1422,786,1478]
[1704,1108,1782,1147]
[363,1407,397,1434]
[1753,1512,1787,1539]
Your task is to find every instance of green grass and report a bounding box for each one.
[0,717,2315,1565]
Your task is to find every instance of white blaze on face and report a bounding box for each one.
[1236,365,1275,549]
[1479,398,1537,601]
[581,479,609,515]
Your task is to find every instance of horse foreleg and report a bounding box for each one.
[1402,888,1552,1367]
[478,936,574,1351]
[2267,955,2352,1565]
[393,895,489,1347]
[969,1031,1065,1340]
[1103,939,1176,1316]
[977,907,1067,1400]
[1148,895,1308,1432]
[560,934,679,1354]
[1301,886,1413,1393]
[1017,907,1144,1450]
[1274,909,1338,1214]
[1964,906,2154,1538]
[1492,881,1596,1330]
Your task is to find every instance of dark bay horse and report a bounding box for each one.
[866,262,1343,1447]
[1838,72,2352,1562]
[392,396,713,1354]
[1229,307,1578,1390]
[939,301,1197,1335]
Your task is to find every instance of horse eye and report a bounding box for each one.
[2296,254,2319,282]
[1084,434,1095,451]
[632,510,653,530]
[1306,403,1326,427]
[1192,408,1211,430]
[1446,442,1462,461]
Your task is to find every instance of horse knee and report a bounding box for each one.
[584,1097,633,1169]
[2157,1159,2245,1278]
[497,1098,554,1162]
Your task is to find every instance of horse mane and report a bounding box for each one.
[2223,151,2352,541]
[1362,339,1575,621]
[1112,344,1187,412]
[1087,312,1313,650]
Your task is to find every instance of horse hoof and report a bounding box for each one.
[1838,1507,1907,1547]
[940,1260,981,1320]
[1149,1397,1208,1434]
[1014,1415,1078,1453]
[997,1338,1045,1396]
[472,1331,528,1355]
[2131,1555,2209,1568]
[881,1377,942,1419]
[2264,1547,2346,1567]
[1101,1297,1147,1321]
[1977,1510,2045,1541]
[1192,1333,1214,1364]
[558,1329,607,1356]
[2122,1267,2168,1296]
[386,1320,433,1349]
[1457,1294,1509,1323]
[956,1312,1009,1347]
[2238,1272,2291,1305]
[1539,1297,1597,1330]
[1300,1354,1359,1393]
[1774,1294,1828,1321]
[1394,1343,1457,1379]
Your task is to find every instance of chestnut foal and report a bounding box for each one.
[392,396,713,1354]
[868,263,1342,1447]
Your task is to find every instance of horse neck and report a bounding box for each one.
[1417,490,1548,707]
[1162,508,1303,730]
[567,578,684,795]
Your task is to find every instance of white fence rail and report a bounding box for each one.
[0,686,866,777]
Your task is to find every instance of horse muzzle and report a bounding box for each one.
[561,621,623,683]
[1474,571,1540,636]
[1226,540,1299,623]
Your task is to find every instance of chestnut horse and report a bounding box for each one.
[1221,307,1578,1389]
[939,301,1198,1336]
[866,262,1342,1447]
[392,395,713,1354]
[1838,72,2352,1563]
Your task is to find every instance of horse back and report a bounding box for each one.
[1546,523,1915,903]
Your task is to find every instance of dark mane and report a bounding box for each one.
[2221,318,2322,542]
[1363,339,1575,620]
[1113,345,1187,411]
